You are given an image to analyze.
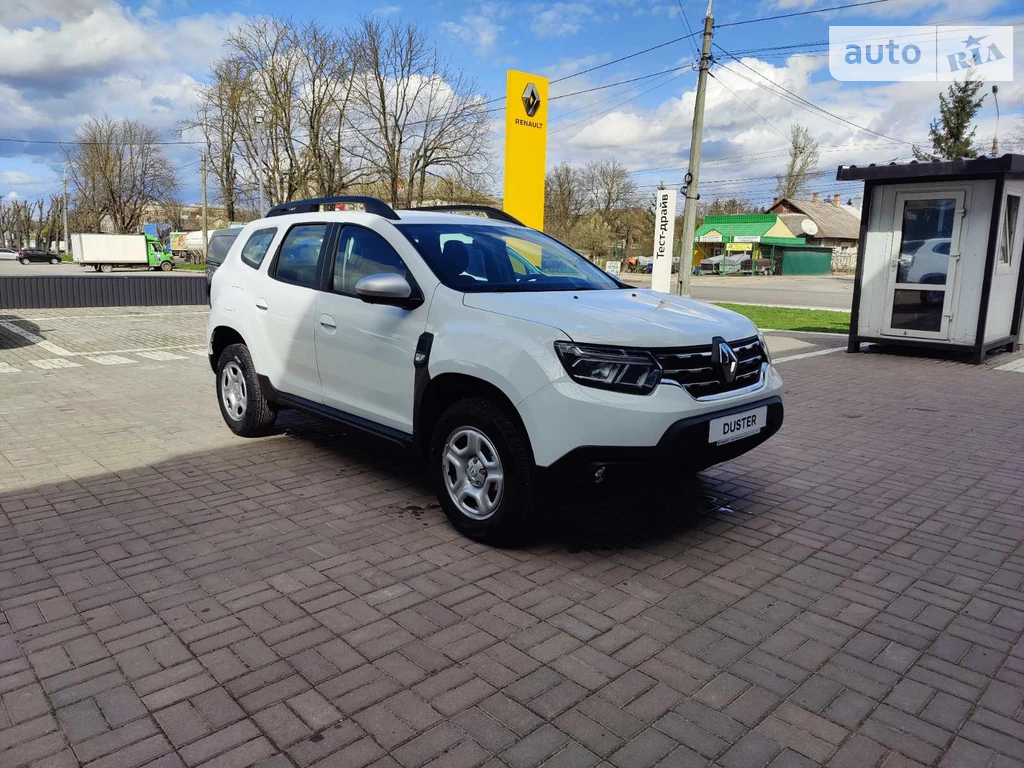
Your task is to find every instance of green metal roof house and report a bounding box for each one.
[693,213,834,275]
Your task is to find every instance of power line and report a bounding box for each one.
[551,66,690,101]
[716,0,892,28]
[551,70,690,135]
[676,0,701,57]
[550,32,701,84]
[713,47,913,145]
[707,70,788,140]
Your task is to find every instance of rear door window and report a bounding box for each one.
[272,224,328,288]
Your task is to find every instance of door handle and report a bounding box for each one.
[255,298,268,310]
[319,314,337,332]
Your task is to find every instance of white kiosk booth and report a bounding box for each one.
[839,155,1024,363]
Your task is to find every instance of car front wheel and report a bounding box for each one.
[216,343,276,437]
[160,260,173,271]
[430,396,536,546]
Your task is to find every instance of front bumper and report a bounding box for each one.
[517,364,784,467]
[539,395,783,482]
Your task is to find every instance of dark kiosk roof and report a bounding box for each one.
[837,154,1024,182]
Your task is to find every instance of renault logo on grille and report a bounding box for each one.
[711,337,739,384]
[522,82,541,117]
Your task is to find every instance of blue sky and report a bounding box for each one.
[1,0,1022,211]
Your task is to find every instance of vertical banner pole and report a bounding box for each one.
[651,189,677,294]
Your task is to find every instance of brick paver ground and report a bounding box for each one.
[1,308,1023,768]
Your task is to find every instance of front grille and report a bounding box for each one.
[654,336,767,399]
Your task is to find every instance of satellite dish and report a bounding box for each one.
[800,219,818,236]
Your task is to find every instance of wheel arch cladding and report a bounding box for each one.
[209,326,246,373]
[415,372,533,459]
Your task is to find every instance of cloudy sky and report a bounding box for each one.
[1,0,1022,211]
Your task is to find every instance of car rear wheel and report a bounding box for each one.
[19,257,28,264]
[430,396,536,546]
[50,257,60,265]
[100,263,113,273]
[216,343,276,437]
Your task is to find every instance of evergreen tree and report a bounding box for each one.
[913,75,986,161]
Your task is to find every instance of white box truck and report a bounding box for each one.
[72,233,175,272]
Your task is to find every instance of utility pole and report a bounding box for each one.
[62,164,70,258]
[201,152,209,262]
[677,0,714,297]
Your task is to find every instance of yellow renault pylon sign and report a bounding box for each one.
[503,70,548,231]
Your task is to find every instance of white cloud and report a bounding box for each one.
[529,2,598,38]
[441,10,503,57]
[547,48,1024,206]
[6,191,18,199]
[373,5,401,15]
[0,0,244,201]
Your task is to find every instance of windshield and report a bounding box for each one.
[395,223,621,292]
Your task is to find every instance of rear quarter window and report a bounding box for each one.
[239,228,277,270]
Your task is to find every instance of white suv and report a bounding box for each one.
[208,197,784,544]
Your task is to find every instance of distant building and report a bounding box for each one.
[768,193,861,252]
[693,213,833,275]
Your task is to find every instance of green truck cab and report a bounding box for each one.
[144,234,174,270]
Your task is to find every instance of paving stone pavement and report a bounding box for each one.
[1,307,1024,768]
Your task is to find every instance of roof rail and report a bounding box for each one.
[265,196,399,220]
[411,205,524,226]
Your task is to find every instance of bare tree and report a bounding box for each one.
[544,163,589,243]
[349,17,490,208]
[584,159,641,255]
[776,124,819,200]
[64,117,178,234]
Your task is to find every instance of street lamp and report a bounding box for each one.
[254,109,266,217]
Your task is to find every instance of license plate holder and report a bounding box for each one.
[708,406,767,445]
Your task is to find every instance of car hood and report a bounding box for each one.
[463,289,758,347]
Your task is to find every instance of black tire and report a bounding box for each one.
[429,396,536,546]
[50,257,59,264]
[160,260,173,271]
[100,263,113,273]
[93,265,101,272]
[216,343,276,437]
[19,257,28,265]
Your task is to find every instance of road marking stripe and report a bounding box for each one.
[0,362,21,373]
[0,320,73,355]
[67,344,204,357]
[774,348,845,364]
[996,358,1024,372]
[29,358,82,370]
[135,351,187,361]
[86,355,137,365]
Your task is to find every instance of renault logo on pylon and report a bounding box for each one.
[522,82,541,117]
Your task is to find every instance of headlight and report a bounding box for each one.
[757,332,772,365]
[554,341,662,395]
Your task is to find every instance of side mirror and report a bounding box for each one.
[354,273,423,309]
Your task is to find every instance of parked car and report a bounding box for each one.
[0,246,17,260]
[18,248,61,264]
[207,196,784,544]
[205,228,244,298]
